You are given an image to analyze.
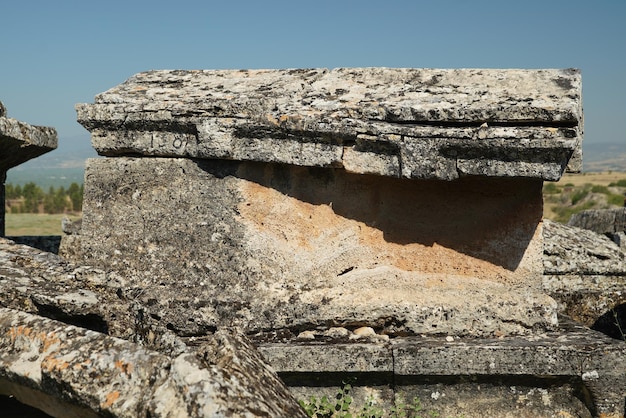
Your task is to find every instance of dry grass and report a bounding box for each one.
[544,172,626,222]
[4,213,81,236]
[556,171,626,187]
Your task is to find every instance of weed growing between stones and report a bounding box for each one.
[613,309,626,341]
[298,381,441,418]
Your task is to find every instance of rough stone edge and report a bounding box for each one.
[0,117,58,170]
[75,68,582,181]
[0,307,306,417]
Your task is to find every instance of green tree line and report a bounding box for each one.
[4,182,83,214]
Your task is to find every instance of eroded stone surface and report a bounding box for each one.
[0,307,306,418]
[543,219,626,327]
[0,111,57,173]
[259,318,625,417]
[76,68,582,180]
[569,208,626,250]
[72,156,556,337]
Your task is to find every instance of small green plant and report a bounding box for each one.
[591,184,610,194]
[613,309,626,342]
[300,382,441,418]
[542,183,560,194]
[607,193,625,206]
[299,381,354,418]
[570,188,589,205]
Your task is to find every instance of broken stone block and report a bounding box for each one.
[543,219,626,336]
[0,104,57,174]
[0,307,306,418]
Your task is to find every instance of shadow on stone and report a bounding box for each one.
[592,303,626,341]
[0,395,53,418]
[230,161,542,272]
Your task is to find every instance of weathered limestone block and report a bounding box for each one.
[569,208,626,249]
[73,68,585,338]
[543,219,626,328]
[0,237,135,339]
[76,68,583,180]
[0,307,306,417]
[76,156,555,337]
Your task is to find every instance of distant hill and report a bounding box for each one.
[583,141,626,172]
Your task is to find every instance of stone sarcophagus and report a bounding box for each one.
[75,68,583,338]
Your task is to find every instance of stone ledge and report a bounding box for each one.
[76,68,582,180]
[0,115,57,172]
[258,318,626,417]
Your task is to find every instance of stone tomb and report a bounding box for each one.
[75,68,582,338]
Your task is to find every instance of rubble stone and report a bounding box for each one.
[543,219,626,329]
[0,307,306,417]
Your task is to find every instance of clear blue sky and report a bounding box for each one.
[1,0,624,148]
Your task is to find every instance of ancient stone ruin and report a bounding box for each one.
[1,68,625,417]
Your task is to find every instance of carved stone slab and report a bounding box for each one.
[76,68,582,180]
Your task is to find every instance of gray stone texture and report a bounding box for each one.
[0,239,306,417]
[0,107,57,173]
[0,308,306,418]
[68,68,591,339]
[76,68,583,180]
[74,156,555,337]
[569,208,626,250]
[543,219,626,329]
[259,318,625,417]
[2,235,624,417]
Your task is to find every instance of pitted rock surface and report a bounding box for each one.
[543,219,626,275]
[543,219,626,327]
[0,308,306,417]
